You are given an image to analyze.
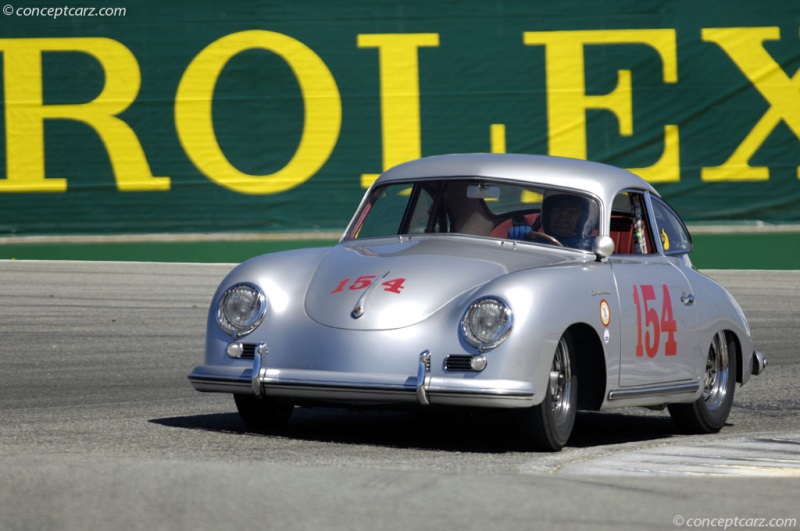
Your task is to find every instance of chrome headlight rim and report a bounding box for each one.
[461,296,514,352]
[216,282,268,338]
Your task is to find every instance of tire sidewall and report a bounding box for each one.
[696,335,737,429]
[521,333,578,451]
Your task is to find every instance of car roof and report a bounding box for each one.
[374,153,659,206]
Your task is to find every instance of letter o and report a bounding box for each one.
[175,30,341,195]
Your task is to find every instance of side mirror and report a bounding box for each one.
[592,235,615,262]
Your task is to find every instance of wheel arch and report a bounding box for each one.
[566,322,606,411]
[724,329,745,384]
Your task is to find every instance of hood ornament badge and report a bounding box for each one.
[352,271,390,319]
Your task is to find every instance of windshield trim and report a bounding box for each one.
[345,176,603,250]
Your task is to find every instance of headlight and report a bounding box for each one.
[216,283,267,337]
[461,297,513,351]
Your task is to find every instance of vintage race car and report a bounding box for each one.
[188,153,767,451]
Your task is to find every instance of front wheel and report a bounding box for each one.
[234,394,294,432]
[517,333,578,451]
[668,331,737,433]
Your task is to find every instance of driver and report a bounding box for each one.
[541,193,597,249]
[508,193,597,250]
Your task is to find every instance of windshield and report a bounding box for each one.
[346,178,600,251]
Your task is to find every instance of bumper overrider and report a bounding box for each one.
[188,350,536,409]
[752,350,767,376]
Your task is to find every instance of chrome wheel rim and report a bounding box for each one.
[549,337,572,423]
[703,331,730,411]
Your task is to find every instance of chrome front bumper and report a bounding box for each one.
[188,351,536,409]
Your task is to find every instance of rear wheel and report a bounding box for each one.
[668,331,736,433]
[518,333,577,451]
[234,394,294,432]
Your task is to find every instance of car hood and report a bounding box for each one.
[304,236,571,330]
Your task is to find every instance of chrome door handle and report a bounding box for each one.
[681,293,695,306]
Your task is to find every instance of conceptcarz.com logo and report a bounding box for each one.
[3,4,127,18]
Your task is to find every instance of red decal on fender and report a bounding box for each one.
[633,284,678,357]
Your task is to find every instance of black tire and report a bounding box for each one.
[518,333,578,451]
[234,394,294,432]
[668,331,737,434]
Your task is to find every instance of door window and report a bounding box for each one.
[610,192,656,255]
[651,197,692,254]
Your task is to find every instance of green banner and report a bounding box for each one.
[1,1,799,235]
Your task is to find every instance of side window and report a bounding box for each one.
[651,196,692,254]
[610,191,656,255]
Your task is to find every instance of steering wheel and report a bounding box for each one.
[524,231,563,247]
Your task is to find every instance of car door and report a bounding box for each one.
[609,191,698,387]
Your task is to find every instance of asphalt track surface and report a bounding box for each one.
[1,261,798,531]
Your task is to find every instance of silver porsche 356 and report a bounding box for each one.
[189,153,766,451]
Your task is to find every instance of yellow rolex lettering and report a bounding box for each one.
[176,30,341,195]
[490,124,507,153]
[523,29,680,182]
[0,38,169,192]
[629,125,681,183]
[701,27,800,181]
[357,33,440,188]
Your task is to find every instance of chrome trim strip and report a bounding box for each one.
[263,382,416,396]
[351,271,390,319]
[260,382,534,407]
[188,375,252,393]
[607,382,699,401]
[260,379,533,395]
[430,389,533,400]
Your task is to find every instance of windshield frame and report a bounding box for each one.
[344,176,603,251]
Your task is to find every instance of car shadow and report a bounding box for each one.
[151,406,681,453]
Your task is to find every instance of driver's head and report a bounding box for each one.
[543,194,586,237]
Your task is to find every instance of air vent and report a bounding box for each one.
[241,343,256,359]
[444,355,477,372]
